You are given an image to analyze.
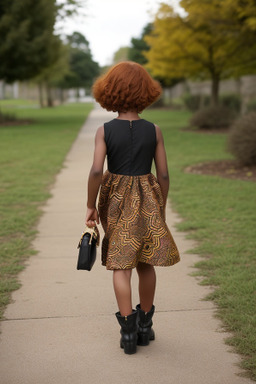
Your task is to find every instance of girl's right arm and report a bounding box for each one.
[85,126,106,226]
[154,125,170,211]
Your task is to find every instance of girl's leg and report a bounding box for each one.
[136,262,156,312]
[114,269,137,354]
[113,269,133,316]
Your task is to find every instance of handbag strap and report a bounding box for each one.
[77,226,100,248]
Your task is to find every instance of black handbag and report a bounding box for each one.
[77,226,99,271]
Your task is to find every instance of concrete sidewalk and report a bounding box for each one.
[0,105,253,384]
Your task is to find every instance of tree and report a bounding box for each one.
[61,32,100,91]
[33,40,70,107]
[180,0,256,76]
[113,47,130,64]
[224,0,256,31]
[128,24,153,65]
[145,1,256,106]
[56,0,86,19]
[0,0,86,83]
[128,23,181,88]
[0,0,58,83]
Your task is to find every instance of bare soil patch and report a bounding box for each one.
[185,160,256,182]
[0,120,32,127]
[182,127,229,134]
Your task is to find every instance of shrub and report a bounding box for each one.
[0,111,17,124]
[183,94,200,111]
[149,96,165,109]
[247,99,256,112]
[190,106,236,130]
[170,97,184,110]
[220,94,241,112]
[183,93,210,111]
[227,112,256,166]
[183,93,241,113]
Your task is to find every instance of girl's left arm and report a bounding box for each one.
[85,126,106,227]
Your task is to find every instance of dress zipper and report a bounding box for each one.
[129,120,133,175]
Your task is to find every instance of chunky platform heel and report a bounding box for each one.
[137,330,155,346]
[121,340,137,354]
[116,310,138,355]
[136,304,155,346]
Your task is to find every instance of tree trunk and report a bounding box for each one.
[59,88,64,104]
[38,83,44,108]
[76,88,80,102]
[1,81,6,99]
[46,83,53,107]
[211,76,219,107]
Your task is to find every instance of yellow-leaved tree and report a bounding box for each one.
[145,0,256,106]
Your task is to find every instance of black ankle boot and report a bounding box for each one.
[136,304,155,346]
[115,310,138,354]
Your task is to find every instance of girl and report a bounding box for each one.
[85,61,180,355]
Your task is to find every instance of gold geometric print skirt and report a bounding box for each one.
[98,170,180,270]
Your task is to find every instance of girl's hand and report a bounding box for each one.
[85,207,99,227]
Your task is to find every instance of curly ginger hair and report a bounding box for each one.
[92,61,162,113]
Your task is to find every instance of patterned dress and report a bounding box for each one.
[98,118,180,270]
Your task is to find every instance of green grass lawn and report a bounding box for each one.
[0,98,39,108]
[0,103,255,378]
[0,101,93,318]
[143,108,256,380]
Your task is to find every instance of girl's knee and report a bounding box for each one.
[113,269,132,279]
[136,262,154,274]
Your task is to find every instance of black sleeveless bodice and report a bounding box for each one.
[104,119,156,176]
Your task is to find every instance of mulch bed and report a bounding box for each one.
[182,127,229,134]
[0,120,32,127]
[185,160,256,182]
[183,126,256,182]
